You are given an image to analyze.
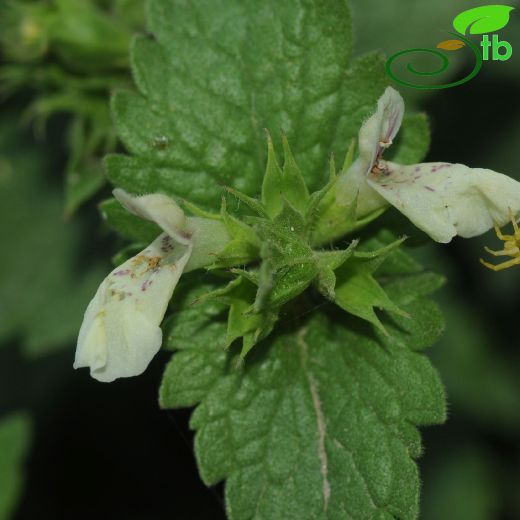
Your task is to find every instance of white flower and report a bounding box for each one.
[74,189,193,383]
[337,87,520,243]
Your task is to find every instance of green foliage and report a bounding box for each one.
[108,0,425,213]
[107,122,433,359]
[0,114,106,356]
[157,204,447,520]
[172,138,435,357]
[0,0,132,67]
[160,260,446,519]
[221,277,273,354]
[160,275,229,404]
[0,0,144,213]
[102,0,443,517]
[0,413,31,520]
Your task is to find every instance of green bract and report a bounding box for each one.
[105,135,429,356]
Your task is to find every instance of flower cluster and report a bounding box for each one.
[75,87,520,382]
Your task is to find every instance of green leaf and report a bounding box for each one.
[109,0,425,211]
[0,0,142,213]
[162,274,228,351]
[0,413,31,520]
[160,274,269,398]
[315,241,359,273]
[365,231,423,275]
[381,297,444,352]
[382,272,446,304]
[378,272,445,350]
[180,275,278,358]
[453,5,514,36]
[160,231,446,518]
[104,1,441,516]
[315,265,336,300]
[160,278,228,408]
[160,310,446,519]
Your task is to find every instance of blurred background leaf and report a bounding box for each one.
[0,112,107,357]
[421,444,500,520]
[0,0,143,214]
[0,414,30,520]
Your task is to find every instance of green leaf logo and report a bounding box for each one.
[453,5,515,35]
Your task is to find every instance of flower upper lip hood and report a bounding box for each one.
[74,189,193,383]
[113,188,193,246]
[337,86,520,243]
[358,86,403,173]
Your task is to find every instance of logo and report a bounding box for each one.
[386,5,514,89]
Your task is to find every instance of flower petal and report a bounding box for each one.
[358,87,404,171]
[113,188,192,245]
[74,233,191,382]
[367,161,520,243]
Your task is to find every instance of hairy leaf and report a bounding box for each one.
[108,0,427,211]
[161,291,446,519]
